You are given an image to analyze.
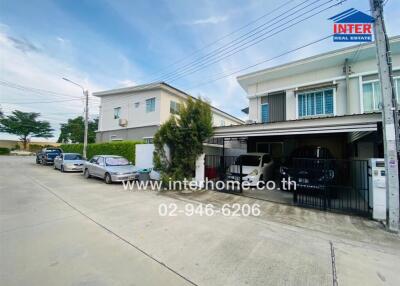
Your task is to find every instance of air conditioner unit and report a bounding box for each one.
[245,119,255,124]
[119,118,128,127]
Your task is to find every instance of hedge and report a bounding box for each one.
[60,141,143,164]
[0,147,10,155]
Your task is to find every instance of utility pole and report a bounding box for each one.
[62,77,89,159]
[369,0,399,232]
[83,89,89,159]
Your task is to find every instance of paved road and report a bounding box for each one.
[0,156,399,286]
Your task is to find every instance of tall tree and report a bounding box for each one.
[153,98,213,180]
[57,116,98,143]
[0,110,53,149]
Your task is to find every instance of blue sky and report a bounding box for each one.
[0,0,399,141]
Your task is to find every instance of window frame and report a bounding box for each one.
[361,79,382,113]
[113,107,121,119]
[296,88,335,119]
[146,98,156,113]
[170,100,181,114]
[261,103,269,123]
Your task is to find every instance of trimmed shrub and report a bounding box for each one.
[29,144,44,153]
[60,141,143,164]
[0,147,10,155]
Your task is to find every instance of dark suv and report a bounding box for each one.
[279,146,336,192]
[36,148,63,165]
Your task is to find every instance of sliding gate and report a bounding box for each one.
[292,158,371,217]
[205,155,371,217]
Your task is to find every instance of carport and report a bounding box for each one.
[205,113,382,216]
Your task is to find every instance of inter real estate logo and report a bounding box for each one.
[329,8,374,42]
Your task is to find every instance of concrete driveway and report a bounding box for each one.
[1,156,399,286]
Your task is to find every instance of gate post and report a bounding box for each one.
[195,153,205,189]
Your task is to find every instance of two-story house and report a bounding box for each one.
[213,36,400,162]
[94,82,244,143]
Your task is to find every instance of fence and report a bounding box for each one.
[204,154,371,217]
[290,158,371,216]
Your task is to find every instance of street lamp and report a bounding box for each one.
[62,77,89,159]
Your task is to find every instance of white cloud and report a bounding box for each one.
[0,30,103,141]
[188,15,228,25]
[117,79,137,87]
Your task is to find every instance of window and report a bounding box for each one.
[395,78,400,103]
[362,81,382,112]
[298,89,334,118]
[362,76,400,112]
[134,102,140,108]
[220,120,225,126]
[114,107,121,119]
[170,100,181,114]
[143,137,153,144]
[146,98,156,113]
[261,104,269,123]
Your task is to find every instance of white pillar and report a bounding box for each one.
[195,153,205,189]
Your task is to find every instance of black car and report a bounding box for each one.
[279,146,336,192]
[36,148,63,165]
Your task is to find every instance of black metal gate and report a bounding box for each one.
[204,155,371,217]
[292,158,371,217]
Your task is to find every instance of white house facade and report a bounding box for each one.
[94,82,244,143]
[213,36,400,161]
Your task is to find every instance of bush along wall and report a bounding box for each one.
[0,147,10,155]
[60,141,143,164]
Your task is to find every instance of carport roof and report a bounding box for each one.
[213,113,381,138]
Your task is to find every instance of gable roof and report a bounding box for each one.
[329,8,374,23]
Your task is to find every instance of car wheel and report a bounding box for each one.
[84,169,91,179]
[61,165,65,172]
[104,173,112,184]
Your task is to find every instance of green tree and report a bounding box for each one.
[0,110,53,150]
[153,98,213,181]
[57,116,98,143]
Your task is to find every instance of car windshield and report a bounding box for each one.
[105,157,129,166]
[46,149,61,153]
[235,155,261,166]
[64,154,82,160]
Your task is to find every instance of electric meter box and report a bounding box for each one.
[368,158,386,220]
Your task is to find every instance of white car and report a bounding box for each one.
[227,153,274,186]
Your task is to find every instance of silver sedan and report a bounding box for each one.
[83,155,138,184]
[54,153,86,172]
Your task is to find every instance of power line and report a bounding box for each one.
[187,34,333,89]
[97,34,333,114]
[164,0,345,84]
[89,0,344,111]
[0,98,85,104]
[144,0,297,80]
[0,79,100,102]
[152,0,319,82]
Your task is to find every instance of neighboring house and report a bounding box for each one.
[94,82,244,143]
[213,36,400,161]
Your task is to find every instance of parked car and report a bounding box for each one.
[83,155,139,184]
[226,153,274,186]
[279,146,336,191]
[54,153,85,172]
[36,148,63,165]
